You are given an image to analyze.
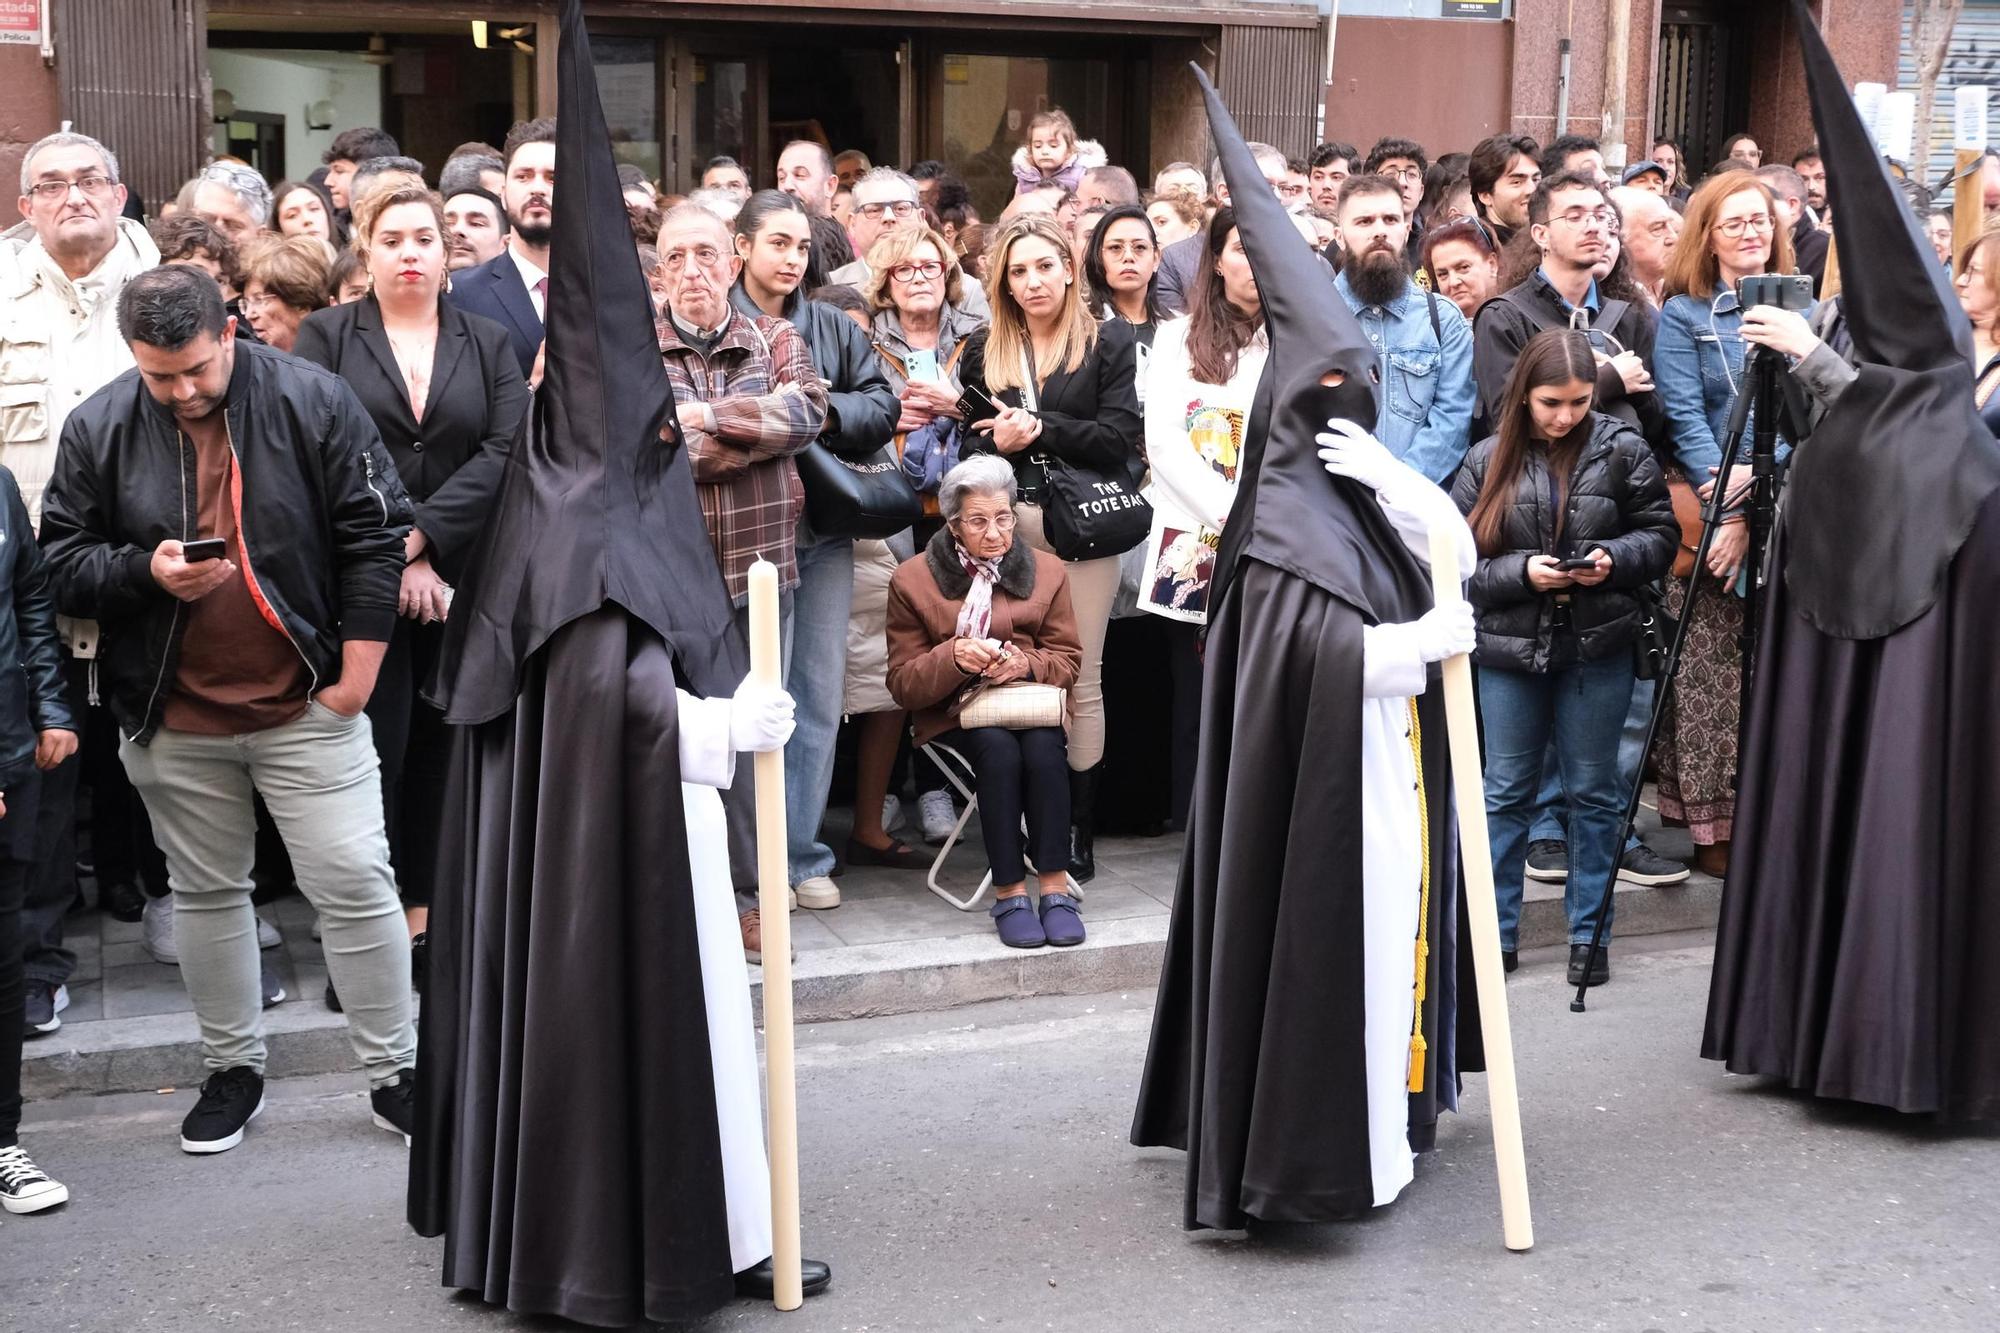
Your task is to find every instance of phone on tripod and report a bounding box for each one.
[1737,273,1815,312]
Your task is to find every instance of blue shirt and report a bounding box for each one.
[1333,269,1477,484]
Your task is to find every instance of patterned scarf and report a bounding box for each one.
[954,543,1004,640]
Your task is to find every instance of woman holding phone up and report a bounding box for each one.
[1452,329,1676,988]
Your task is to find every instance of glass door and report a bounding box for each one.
[671,39,767,195]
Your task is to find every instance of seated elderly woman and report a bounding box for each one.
[887,456,1085,949]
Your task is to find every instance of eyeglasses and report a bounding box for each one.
[1381,166,1424,183]
[857,200,919,221]
[1712,214,1775,238]
[659,245,726,272]
[1552,206,1620,232]
[890,260,944,282]
[28,175,116,202]
[953,513,1016,535]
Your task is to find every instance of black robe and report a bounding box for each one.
[410,610,740,1324]
[1700,490,2000,1122]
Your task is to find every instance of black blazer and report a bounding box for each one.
[293,295,530,584]
[443,249,543,379]
[960,318,1142,489]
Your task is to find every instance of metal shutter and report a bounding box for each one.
[55,0,208,215]
[1902,0,2000,194]
[1216,22,1324,159]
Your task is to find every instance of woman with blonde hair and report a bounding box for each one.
[1649,169,1797,877]
[958,211,1141,880]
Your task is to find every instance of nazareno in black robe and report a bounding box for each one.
[408,1,754,1322]
[1701,0,2000,1123]
[1129,68,1482,1229]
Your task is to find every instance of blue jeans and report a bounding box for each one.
[782,537,854,885]
[1528,674,1654,851]
[1478,656,1637,950]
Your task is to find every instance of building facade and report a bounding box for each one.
[0,0,1906,224]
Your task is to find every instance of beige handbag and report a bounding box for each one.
[952,681,1070,731]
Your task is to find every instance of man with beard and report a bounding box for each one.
[441,187,508,273]
[446,118,554,379]
[1332,173,1474,484]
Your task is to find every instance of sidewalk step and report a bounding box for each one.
[23,874,1719,1100]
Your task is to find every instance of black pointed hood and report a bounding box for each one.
[1777,0,2000,639]
[1195,65,1432,624]
[430,0,744,721]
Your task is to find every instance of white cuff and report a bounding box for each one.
[1361,622,1431,699]
[676,691,738,788]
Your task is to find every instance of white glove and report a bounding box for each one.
[1315,417,1408,494]
[1411,598,1477,663]
[727,682,797,754]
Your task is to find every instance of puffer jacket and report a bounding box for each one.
[40,340,413,743]
[1449,411,1677,672]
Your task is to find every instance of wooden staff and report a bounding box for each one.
[747,558,803,1310]
[1953,148,1984,280]
[1425,523,1534,1253]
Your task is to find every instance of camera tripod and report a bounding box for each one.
[1568,342,1807,1013]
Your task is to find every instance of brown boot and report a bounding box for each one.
[1693,841,1731,878]
[739,909,762,965]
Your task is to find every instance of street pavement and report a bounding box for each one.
[8,933,1997,1332]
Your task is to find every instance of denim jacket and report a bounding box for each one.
[1334,269,1477,484]
[1654,283,1794,480]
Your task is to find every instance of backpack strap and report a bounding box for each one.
[1424,289,1442,345]
[1594,298,1632,341]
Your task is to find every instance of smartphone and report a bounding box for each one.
[906,347,941,383]
[1554,556,1599,571]
[181,538,227,563]
[1737,273,1815,313]
[957,380,1003,425]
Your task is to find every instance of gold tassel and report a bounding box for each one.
[1406,698,1433,1099]
[1408,1033,1428,1094]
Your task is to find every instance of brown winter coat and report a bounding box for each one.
[886,527,1082,746]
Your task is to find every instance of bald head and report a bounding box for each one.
[1609,185,1680,291]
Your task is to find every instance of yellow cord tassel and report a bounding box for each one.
[1408,698,1433,1095]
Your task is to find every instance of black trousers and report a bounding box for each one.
[19,660,84,988]
[364,618,449,907]
[81,682,169,898]
[1,768,46,1148]
[936,726,1070,887]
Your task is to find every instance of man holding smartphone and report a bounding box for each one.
[41,265,420,1156]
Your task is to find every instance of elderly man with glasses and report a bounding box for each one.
[828,168,991,317]
[0,131,160,1053]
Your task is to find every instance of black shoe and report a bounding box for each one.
[410,933,428,997]
[101,878,147,923]
[1066,763,1102,884]
[1502,950,1518,974]
[1617,842,1691,886]
[324,980,343,1013]
[1567,943,1609,987]
[734,1257,833,1300]
[180,1066,265,1154]
[370,1069,416,1144]
[1524,839,1567,883]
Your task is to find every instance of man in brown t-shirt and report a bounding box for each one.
[41,264,416,1156]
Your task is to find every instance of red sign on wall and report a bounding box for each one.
[0,0,42,45]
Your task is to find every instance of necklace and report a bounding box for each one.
[385,322,437,417]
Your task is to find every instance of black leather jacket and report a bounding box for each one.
[40,340,413,743]
[0,466,73,784]
[1450,412,1677,672]
[729,284,899,461]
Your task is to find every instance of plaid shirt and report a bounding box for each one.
[658,307,827,601]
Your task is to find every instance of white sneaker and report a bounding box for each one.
[256,914,282,950]
[0,1145,69,1214]
[918,790,957,844]
[794,875,841,910]
[881,794,905,834]
[143,893,177,965]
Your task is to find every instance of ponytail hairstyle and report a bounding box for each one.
[1466,329,1599,556]
[733,187,811,242]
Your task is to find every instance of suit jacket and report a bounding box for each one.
[1152,233,1202,316]
[444,249,543,379]
[293,295,531,584]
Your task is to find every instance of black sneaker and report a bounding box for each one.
[1617,842,1691,886]
[1502,950,1519,974]
[23,982,67,1037]
[259,957,286,1009]
[371,1069,416,1144]
[324,979,343,1013]
[1524,840,1567,883]
[181,1066,266,1154]
[1567,943,1610,987]
[0,1144,68,1214]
